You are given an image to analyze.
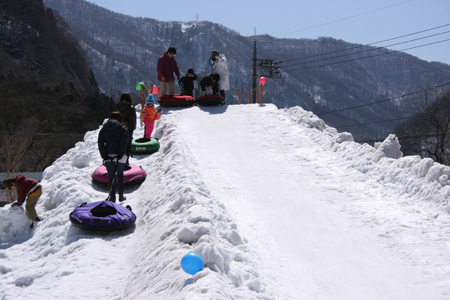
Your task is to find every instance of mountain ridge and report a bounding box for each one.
[0,0,115,171]
[43,0,450,142]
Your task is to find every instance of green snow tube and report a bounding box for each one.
[131,137,160,154]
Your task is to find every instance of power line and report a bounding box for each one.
[282,38,450,73]
[317,82,450,116]
[280,23,450,64]
[280,30,450,69]
[276,0,413,38]
[356,131,450,144]
[335,116,416,129]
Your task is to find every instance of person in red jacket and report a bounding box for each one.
[157,46,180,97]
[2,174,42,226]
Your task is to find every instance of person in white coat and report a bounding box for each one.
[210,50,230,99]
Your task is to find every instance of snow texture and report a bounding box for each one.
[1,104,450,300]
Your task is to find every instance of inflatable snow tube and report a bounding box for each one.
[69,201,136,231]
[195,95,225,106]
[158,94,195,107]
[131,137,160,154]
[91,164,146,186]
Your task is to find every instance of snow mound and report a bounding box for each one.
[0,206,31,242]
[373,134,403,162]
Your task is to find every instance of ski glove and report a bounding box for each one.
[11,202,22,207]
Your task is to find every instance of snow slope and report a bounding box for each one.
[1,103,450,300]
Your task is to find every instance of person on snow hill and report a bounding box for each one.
[98,111,129,202]
[179,68,197,97]
[210,50,230,99]
[157,46,180,97]
[200,73,220,96]
[2,174,42,227]
[117,93,136,164]
[140,93,161,138]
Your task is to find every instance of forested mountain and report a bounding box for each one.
[0,0,115,172]
[44,0,450,142]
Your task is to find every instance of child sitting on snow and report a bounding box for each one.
[139,93,161,138]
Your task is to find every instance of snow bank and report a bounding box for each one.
[284,105,450,210]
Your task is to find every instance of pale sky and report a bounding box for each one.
[86,0,450,65]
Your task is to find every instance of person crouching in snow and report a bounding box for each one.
[200,73,220,96]
[3,174,42,227]
[140,93,161,138]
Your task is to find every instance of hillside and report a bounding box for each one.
[1,104,450,299]
[43,0,450,142]
[0,0,115,171]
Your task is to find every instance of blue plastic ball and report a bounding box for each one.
[181,253,204,275]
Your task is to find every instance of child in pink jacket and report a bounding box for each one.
[139,94,161,138]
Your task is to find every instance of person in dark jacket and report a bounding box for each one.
[2,174,42,227]
[117,93,136,164]
[179,68,197,97]
[157,46,181,97]
[200,73,220,96]
[98,112,129,202]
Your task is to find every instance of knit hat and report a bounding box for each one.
[212,73,220,81]
[146,94,155,105]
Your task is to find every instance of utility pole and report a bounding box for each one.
[251,40,283,103]
[252,40,257,103]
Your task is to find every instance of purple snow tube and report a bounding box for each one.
[69,201,136,231]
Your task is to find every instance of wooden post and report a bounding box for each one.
[237,88,241,105]
[248,88,251,104]
[149,83,154,104]
[140,85,146,109]
[260,86,264,104]
[256,87,260,104]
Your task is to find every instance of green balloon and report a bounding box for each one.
[135,82,145,91]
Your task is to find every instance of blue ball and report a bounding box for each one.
[181,253,204,275]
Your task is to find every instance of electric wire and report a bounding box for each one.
[282,38,450,73]
[335,116,416,129]
[276,0,413,38]
[356,131,450,144]
[280,23,450,64]
[317,82,450,116]
[280,30,450,69]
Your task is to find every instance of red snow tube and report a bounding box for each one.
[195,95,225,106]
[158,94,195,107]
[91,164,146,186]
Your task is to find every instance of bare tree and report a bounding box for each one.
[0,118,39,176]
[396,87,450,165]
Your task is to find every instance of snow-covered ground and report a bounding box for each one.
[1,103,450,300]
